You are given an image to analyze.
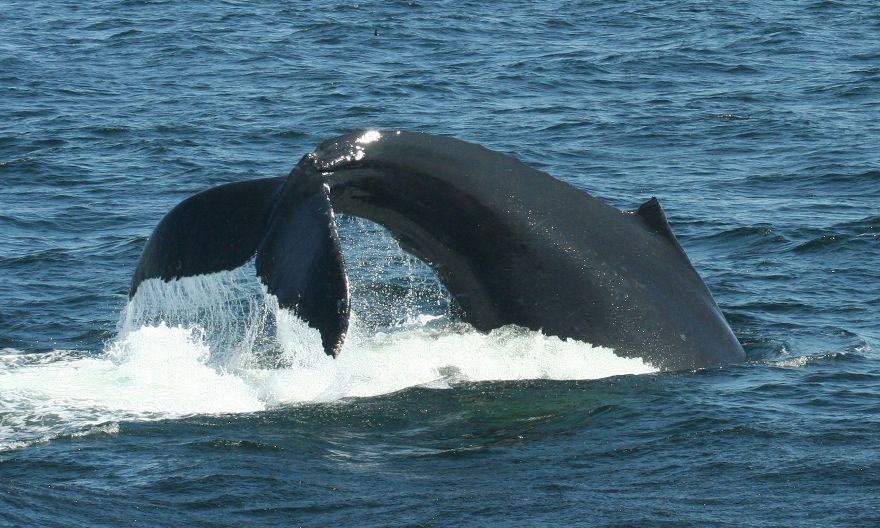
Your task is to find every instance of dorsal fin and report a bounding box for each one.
[635,197,681,247]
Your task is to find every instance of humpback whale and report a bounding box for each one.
[130,130,746,371]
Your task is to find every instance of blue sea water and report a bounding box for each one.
[1,0,879,526]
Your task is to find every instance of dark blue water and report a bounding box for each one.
[2,1,879,526]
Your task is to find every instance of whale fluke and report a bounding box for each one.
[130,158,349,356]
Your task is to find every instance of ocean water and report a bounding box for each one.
[1,1,879,526]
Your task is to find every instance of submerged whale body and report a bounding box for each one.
[130,130,746,371]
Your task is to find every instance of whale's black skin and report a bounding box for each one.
[314,131,746,370]
[130,167,350,357]
[130,130,746,371]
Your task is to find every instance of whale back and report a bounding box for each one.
[313,131,745,370]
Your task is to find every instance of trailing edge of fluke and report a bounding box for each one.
[130,130,746,371]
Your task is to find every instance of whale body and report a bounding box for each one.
[130,130,746,371]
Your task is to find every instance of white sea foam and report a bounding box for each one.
[0,267,656,452]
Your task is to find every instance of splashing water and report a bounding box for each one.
[0,219,656,452]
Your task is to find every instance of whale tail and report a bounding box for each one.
[130,131,744,370]
[130,157,350,356]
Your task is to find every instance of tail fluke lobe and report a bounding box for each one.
[256,163,350,357]
[130,162,350,358]
[130,176,286,297]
